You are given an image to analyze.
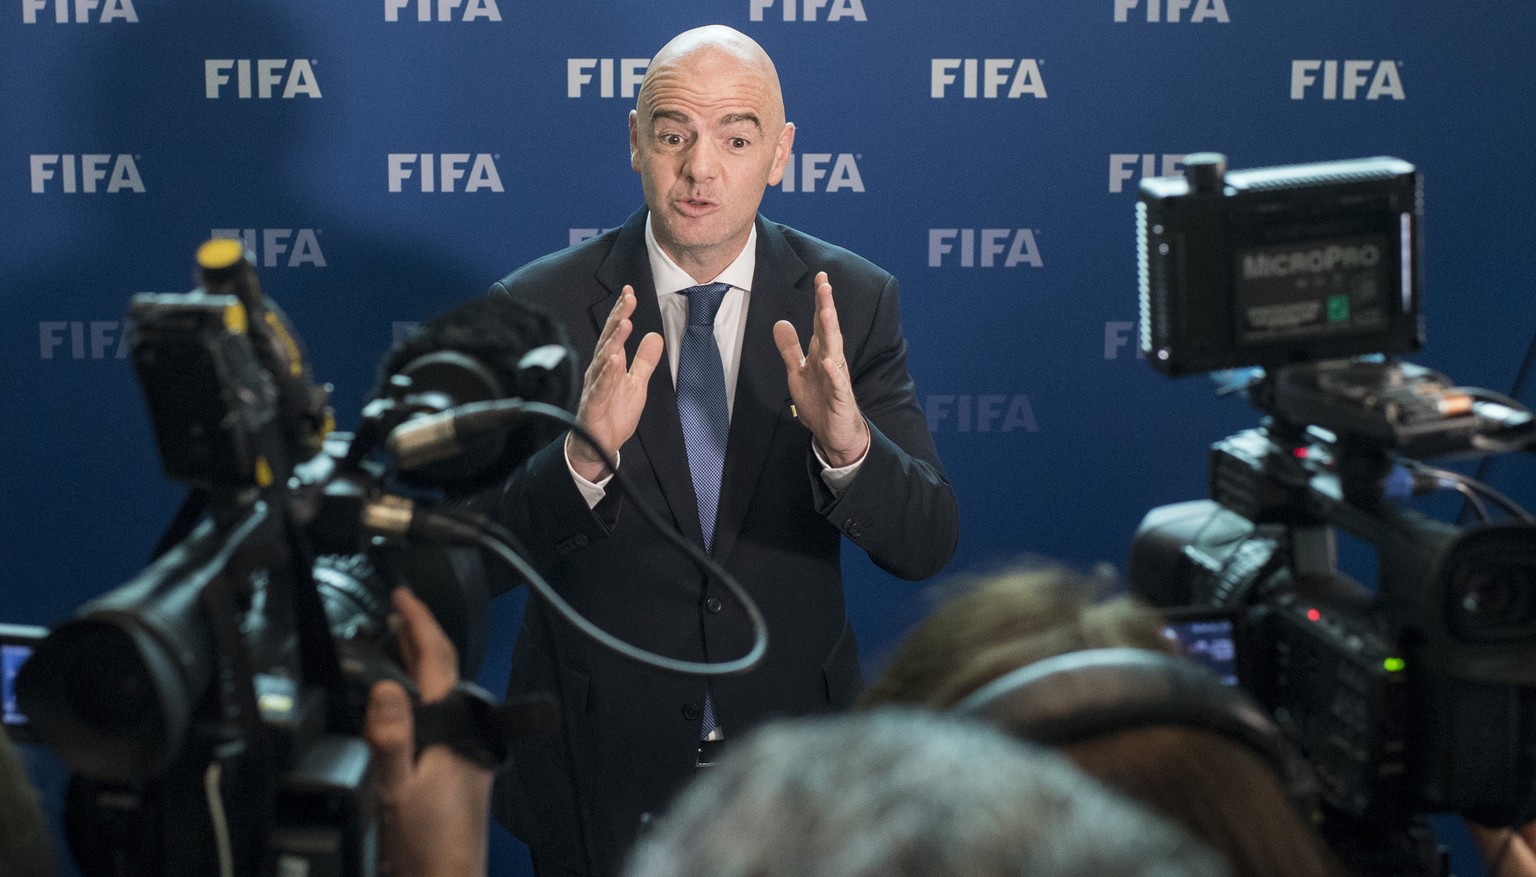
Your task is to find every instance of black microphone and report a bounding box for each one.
[387,353,564,472]
[370,294,578,494]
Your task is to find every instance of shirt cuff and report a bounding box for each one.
[813,435,866,496]
[565,436,617,509]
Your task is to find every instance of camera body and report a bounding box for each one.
[12,242,504,877]
[1130,155,1536,873]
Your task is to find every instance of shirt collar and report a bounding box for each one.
[645,213,757,296]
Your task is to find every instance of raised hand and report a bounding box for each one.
[773,271,870,468]
[569,286,665,482]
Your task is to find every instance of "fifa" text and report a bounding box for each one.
[387,154,505,192]
[1112,0,1228,23]
[30,154,144,193]
[1290,61,1405,100]
[209,229,327,268]
[748,0,867,21]
[384,0,501,21]
[567,59,649,98]
[931,59,1047,99]
[22,0,136,23]
[1109,154,1185,193]
[928,229,1042,268]
[205,59,322,99]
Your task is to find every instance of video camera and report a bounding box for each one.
[9,239,770,877]
[1128,155,1536,876]
[9,239,567,877]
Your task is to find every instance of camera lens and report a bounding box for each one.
[62,626,164,741]
[17,618,184,782]
[1450,560,1536,641]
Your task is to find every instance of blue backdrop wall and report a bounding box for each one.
[4,2,1534,875]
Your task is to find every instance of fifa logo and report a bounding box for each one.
[40,321,130,359]
[567,59,650,98]
[209,230,327,268]
[1112,0,1229,22]
[387,154,505,193]
[1290,61,1405,100]
[931,59,1047,99]
[1109,154,1186,193]
[923,395,1039,433]
[22,0,136,23]
[778,153,865,193]
[748,0,868,21]
[205,60,322,99]
[30,154,144,193]
[384,0,502,21]
[928,229,1042,268]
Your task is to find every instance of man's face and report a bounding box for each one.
[629,47,794,276]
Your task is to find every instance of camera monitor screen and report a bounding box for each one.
[2,625,47,743]
[1161,608,1240,687]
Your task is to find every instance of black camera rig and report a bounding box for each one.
[1130,155,1536,877]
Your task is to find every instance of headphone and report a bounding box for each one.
[955,647,1317,810]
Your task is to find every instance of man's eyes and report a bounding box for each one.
[651,132,753,149]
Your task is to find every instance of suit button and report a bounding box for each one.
[572,534,588,547]
[682,702,703,722]
[704,597,723,614]
[844,518,863,539]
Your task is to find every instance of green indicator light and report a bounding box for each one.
[1327,294,1351,323]
[1383,657,1406,672]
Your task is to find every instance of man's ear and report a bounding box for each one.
[629,109,641,172]
[767,122,796,186]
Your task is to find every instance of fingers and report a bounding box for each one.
[813,273,845,361]
[365,678,414,792]
[820,355,850,390]
[391,587,458,702]
[586,300,635,387]
[773,319,804,370]
[1521,823,1536,856]
[814,271,833,308]
[594,286,636,354]
[631,331,664,384]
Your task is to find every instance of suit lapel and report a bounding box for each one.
[711,219,812,563]
[593,211,707,549]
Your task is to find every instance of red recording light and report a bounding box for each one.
[1306,607,1322,622]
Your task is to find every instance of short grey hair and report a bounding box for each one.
[623,708,1229,877]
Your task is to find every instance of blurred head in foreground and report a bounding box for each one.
[623,708,1229,877]
[860,560,1348,877]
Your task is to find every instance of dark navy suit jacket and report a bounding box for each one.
[485,208,958,876]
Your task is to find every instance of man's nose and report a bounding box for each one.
[682,139,720,182]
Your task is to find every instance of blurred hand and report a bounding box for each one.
[1466,820,1536,877]
[366,587,493,877]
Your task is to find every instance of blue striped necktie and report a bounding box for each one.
[676,283,732,742]
[675,283,732,551]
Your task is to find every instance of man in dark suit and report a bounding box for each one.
[485,25,959,877]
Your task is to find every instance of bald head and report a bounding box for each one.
[628,25,796,281]
[638,26,786,130]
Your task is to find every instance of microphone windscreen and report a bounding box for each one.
[378,294,578,493]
